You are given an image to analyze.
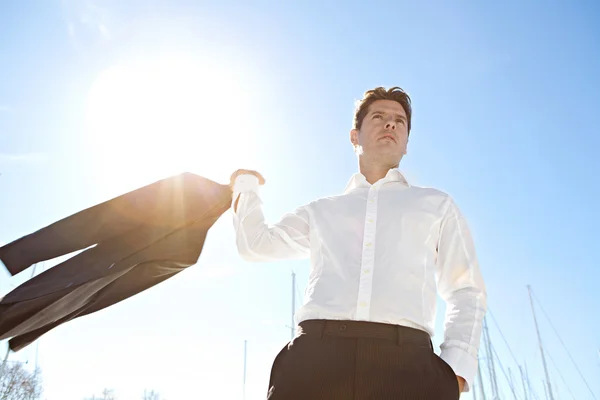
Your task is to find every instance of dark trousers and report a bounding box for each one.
[267,319,459,400]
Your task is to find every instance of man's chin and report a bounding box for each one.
[364,152,403,167]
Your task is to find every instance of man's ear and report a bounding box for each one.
[350,128,359,147]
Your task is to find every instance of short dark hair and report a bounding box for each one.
[353,86,412,134]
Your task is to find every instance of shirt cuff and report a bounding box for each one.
[439,345,478,393]
[231,174,260,211]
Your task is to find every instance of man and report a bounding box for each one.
[230,87,487,399]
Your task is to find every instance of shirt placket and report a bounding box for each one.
[356,183,380,320]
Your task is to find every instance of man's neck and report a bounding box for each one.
[358,160,397,185]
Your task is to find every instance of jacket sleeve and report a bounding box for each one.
[436,196,488,393]
[231,174,310,262]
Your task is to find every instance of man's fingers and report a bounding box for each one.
[230,169,266,185]
[456,376,465,394]
[232,169,265,184]
[254,172,266,185]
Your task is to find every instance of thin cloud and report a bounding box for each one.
[0,153,45,163]
[62,0,112,43]
[0,105,12,113]
[67,23,75,38]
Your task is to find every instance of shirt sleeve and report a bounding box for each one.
[435,196,488,393]
[231,174,310,262]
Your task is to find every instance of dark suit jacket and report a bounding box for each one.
[0,172,232,352]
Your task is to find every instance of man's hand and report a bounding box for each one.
[457,376,465,394]
[230,169,266,212]
[229,169,266,189]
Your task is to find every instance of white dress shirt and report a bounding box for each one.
[231,168,487,392]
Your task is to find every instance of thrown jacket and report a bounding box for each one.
[0,172,231,351]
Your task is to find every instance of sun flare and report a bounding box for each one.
[85,58,257,189]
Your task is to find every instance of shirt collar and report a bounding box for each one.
[343,168,410,193]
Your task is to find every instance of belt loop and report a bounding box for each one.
[396,325,401,346]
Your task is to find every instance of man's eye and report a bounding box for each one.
[396,119,404,124]
[373,115,382,119]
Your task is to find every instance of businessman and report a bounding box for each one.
[230,87,487,399]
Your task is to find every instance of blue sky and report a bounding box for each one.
[1,0,599,399]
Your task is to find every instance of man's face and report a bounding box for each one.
[350,99,409,167]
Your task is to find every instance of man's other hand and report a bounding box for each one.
[457,376,465,394]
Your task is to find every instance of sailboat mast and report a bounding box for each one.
[477,358,487,400]
[243,340,247,400]
[519,365,529,400]
[527,285,555,400]
[508,367,518,399]
[482,317,500,398]
[291,270,296,340]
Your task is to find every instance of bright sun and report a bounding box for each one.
[85,58,258,189]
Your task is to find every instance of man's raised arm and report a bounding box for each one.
[230,169,310,262]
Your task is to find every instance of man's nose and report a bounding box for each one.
[385,120,396,130]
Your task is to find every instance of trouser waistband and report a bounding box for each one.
[297,319,432,348]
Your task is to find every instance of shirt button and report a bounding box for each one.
[363,268,371,274]
[359,302,368,308]
[365,242,372,247]
[367,219,374,223]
